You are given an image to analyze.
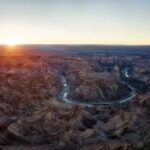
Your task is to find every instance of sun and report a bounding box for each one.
[2,38,20,47]
[6,39,18,47]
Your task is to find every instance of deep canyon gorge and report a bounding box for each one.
[0,46,149,150]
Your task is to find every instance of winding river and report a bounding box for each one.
[60,67,137,107]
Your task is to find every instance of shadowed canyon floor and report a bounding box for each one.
[0,47,150,150]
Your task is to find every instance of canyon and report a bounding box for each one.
[0,46,150,150]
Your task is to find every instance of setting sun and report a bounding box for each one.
[2,38,20,47]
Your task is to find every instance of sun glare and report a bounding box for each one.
[2,38,20,47]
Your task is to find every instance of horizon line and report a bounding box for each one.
[0,43,150,47]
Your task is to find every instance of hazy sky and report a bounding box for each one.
[0,0,150,45]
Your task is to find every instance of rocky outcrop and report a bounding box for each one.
[69,72,129,102]
[0,96,149,150]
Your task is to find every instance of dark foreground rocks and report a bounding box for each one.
[0,94,150,150]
